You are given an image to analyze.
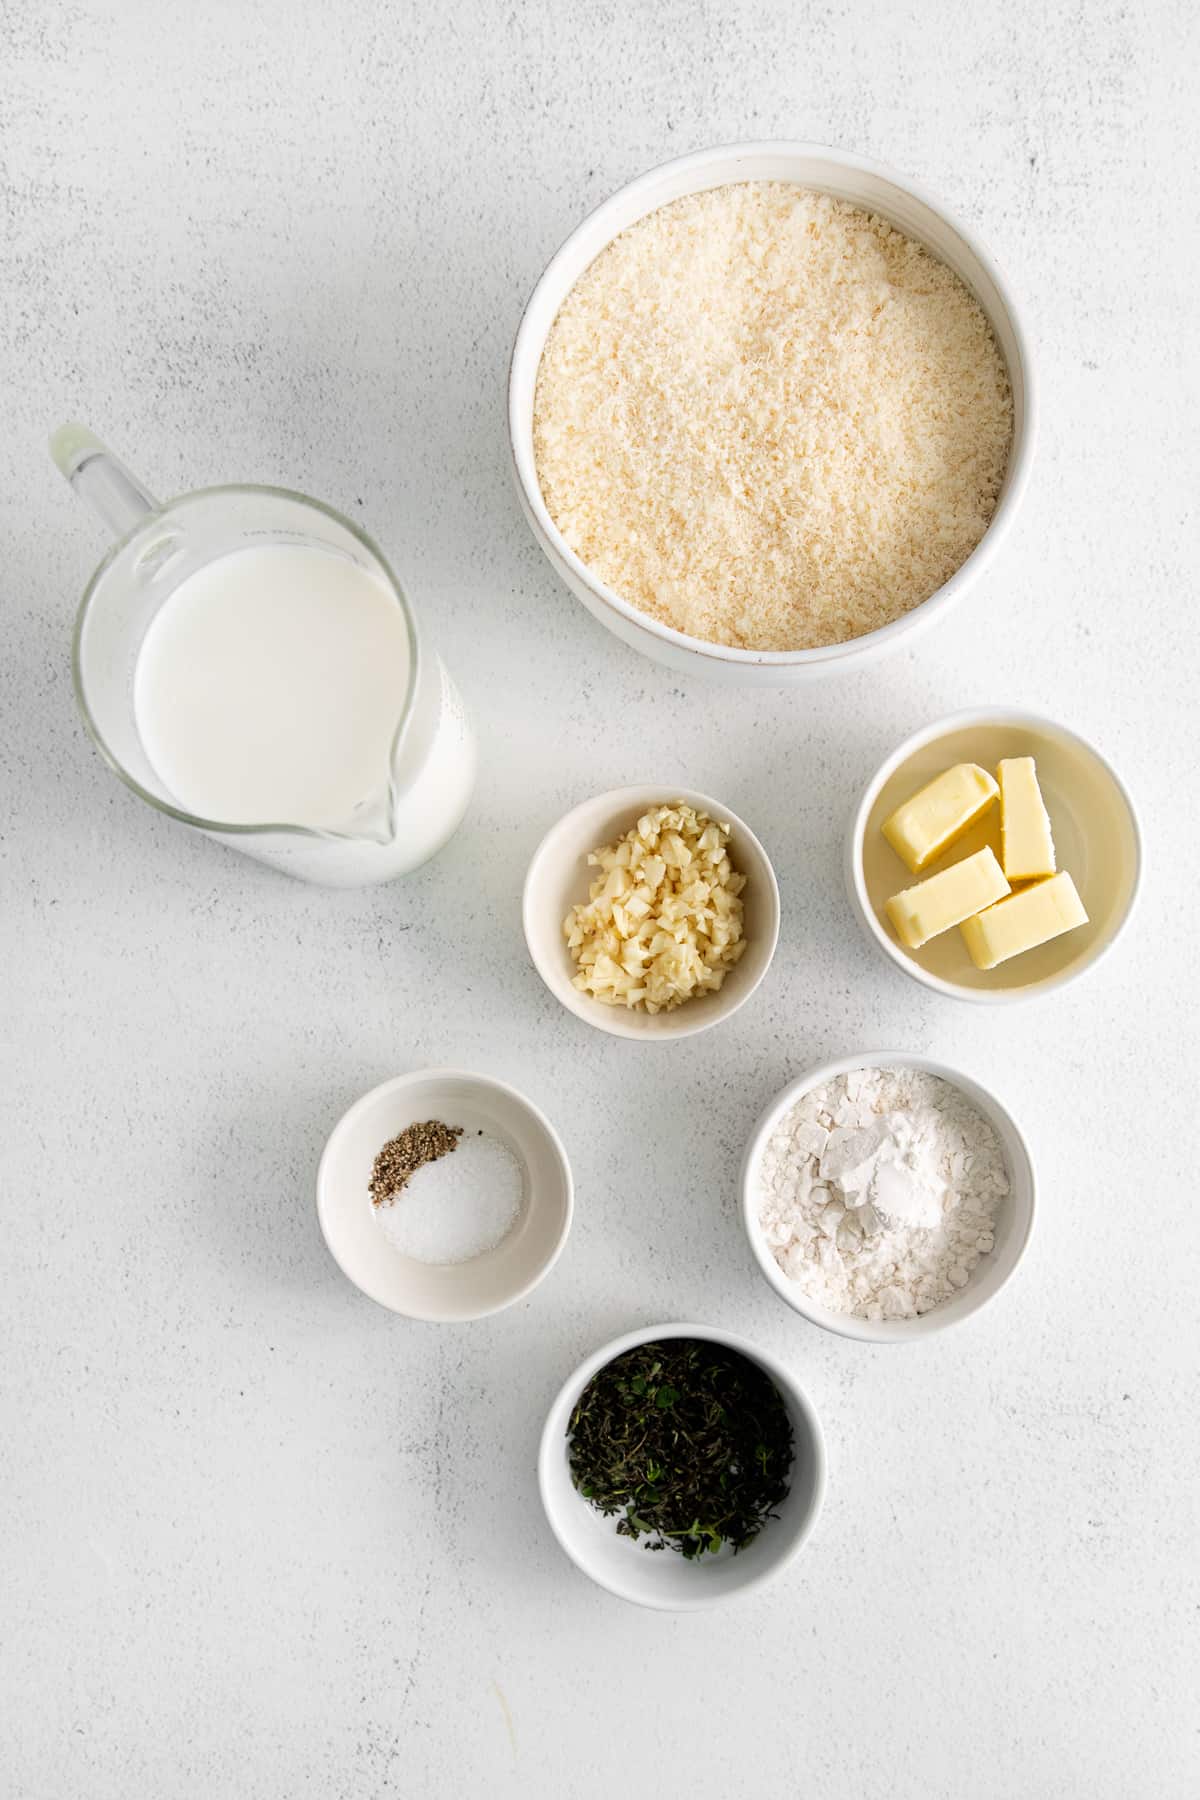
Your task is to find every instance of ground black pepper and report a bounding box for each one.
[369,1120,463,1206]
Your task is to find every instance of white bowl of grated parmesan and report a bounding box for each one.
[509,142,1034,682]
[740,1052,1036,1342]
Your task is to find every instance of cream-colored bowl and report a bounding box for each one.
[522,785,780,1040]
[537,1322,826,1609]
[508,141,1035,684]
[740,1052,1036,1344]
[317,1070,572,1321]
[847,709,1142,1002]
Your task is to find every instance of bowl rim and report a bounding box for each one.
[739,1049,1037,1343]
[315,1066,574,1321]
[846,706,1144,1004]
[508,138,1037,669]
[521,783,782,1040]
[536,1319,827,1609]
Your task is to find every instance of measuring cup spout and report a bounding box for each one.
[50,423,160,538]
[345,779,399,847]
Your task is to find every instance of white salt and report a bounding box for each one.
[374,1131,524,1265]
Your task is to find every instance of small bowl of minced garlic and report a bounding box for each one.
[847,708,1141,1002]
[522,786,780,1040]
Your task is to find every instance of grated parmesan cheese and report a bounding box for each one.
[533,183,1013,651]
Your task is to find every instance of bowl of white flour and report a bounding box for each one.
[740,1052,1035,1342]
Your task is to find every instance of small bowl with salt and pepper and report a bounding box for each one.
[740,1052,1036,1344]
[317,1068,573,1321]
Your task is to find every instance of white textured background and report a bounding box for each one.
[3,3,1198,1795]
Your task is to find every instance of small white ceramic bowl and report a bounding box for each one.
[317,1069,572,1321]
[847,708,1142,1002]
[522,785,780,1041]
[538,1322,826,1609]
[509,140,1035,684]
[740,1052,1036,1344]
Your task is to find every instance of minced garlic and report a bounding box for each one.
[564,803,746,1012]
[533,182,1013,652]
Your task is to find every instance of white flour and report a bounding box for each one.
[756,1068,1009,1320]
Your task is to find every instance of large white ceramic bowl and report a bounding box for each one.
[522,785,780,1040]
[317,1069,572,1321]
[538,1322,826,1609]
[740,1052,1036,1344]
[847,709,1142,1002]
[509,141,1035,684]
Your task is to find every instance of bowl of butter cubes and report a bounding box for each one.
[847,708,1142,1001]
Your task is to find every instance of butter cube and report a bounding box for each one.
[999,757,1056,880]
[960,871,1088,970]
[885,847,1010,950]
[882,763,1000,873]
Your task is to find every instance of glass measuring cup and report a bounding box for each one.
[53,425,476,886]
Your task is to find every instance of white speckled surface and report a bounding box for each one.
[3,3,1198,1795]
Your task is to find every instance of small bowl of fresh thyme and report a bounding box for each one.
[538,1322,825,1609]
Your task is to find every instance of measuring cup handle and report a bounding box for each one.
[49,423,160,538]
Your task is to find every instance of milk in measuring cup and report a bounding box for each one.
[136,545,409,828]
[132,543,475,882]
[56,424,476,885]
